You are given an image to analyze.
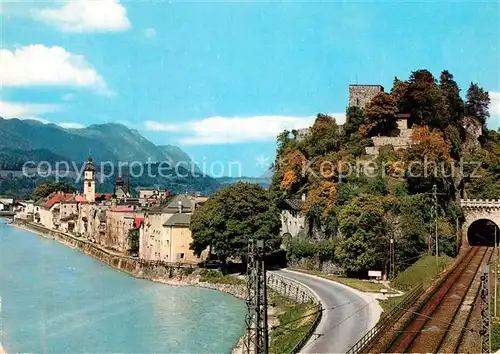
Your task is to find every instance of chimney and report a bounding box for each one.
[178,200,182,213]
[301,193,306,201]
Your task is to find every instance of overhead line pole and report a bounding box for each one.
[244,239,269,354]
[495,226,498,319]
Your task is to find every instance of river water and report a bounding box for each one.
[0,221,246,353]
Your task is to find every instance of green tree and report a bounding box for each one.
[363,92,399,137]
[465,82,490,125]
[303,114,341,157]
[335,194,395,275]
[190,182,281,266]
[405,69,448,129]
[31,181,76,201]
[128,229,139,252]
[391,77,409,111]
[439,70,464,126]
[343,106,364,136]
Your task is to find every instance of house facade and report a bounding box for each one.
[139,194,207,263]
[105,206,145,253]
[277,198,306,239]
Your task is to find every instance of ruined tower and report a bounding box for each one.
[348,84,384,109]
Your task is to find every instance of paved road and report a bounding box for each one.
[273,269,380,354]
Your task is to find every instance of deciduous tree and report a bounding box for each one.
[190,182,281,266]
[32,181,76,201]
[363,92,398,137]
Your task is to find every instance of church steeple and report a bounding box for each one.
[83,154,96,202]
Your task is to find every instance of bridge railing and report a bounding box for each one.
[345,283,424,354]
[267,272,323,354]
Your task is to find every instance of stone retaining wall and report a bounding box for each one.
[18,221,190,278]
[267,272,319,304]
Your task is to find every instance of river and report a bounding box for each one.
[0,221,246,353]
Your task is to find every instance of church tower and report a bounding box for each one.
[83,155,96,202]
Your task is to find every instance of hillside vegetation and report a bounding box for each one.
[270,69,499,278]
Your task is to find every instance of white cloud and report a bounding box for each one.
[144,113,346,145]
[490,91,500,117]
[490,91,500,129]
[33,0,131,33]
[144,120,182,132]
[143,28,157,39]
[0,44,110,94]
[0,100,60,118]
[59,122,85,129]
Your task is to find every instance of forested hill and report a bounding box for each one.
[0,118,220,197]
[271,69,499,276]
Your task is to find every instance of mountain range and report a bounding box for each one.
[0,118,273,197]
[0,118,218,196]
[0,118,193,165]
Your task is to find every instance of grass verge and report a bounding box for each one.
[378,296,404,313]
[268,292,318,354]
[198,269,245,285]
[289,268,387,293]
[198,269,318,353]
[391,255,453,292]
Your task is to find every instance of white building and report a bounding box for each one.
[277,198,306,239]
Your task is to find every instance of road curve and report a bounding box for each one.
[273,269,381,354]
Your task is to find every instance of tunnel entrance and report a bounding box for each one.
[467,219,500,246]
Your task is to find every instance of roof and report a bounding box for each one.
[96,193,112,200]
[136,186,164,191]
[146,195,177,213]
[163,213,191,227]
[74,194,88,202]
[110,206,135,212]
[349,84,384,87]
[396,113,410,119]
[277,199,303,211]
[130,217,144,230]
[44,193,82,209]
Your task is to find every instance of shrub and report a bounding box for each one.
[286,239,338,267]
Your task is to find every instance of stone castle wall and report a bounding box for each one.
[365,118,413,155]
[348,85,384,108]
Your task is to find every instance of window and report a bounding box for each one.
[88,182,91,187]
[180,253,184,259]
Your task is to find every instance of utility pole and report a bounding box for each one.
[244,239,269,354]
[390,238,395,280]
[480,263,491,354]
[495,226,498,319]
[431,184,439,271]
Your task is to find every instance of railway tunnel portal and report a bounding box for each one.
[461,199,500,246]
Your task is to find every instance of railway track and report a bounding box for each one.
[385,246,493,353]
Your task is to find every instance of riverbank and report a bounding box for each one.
[10,222,320,354]
[1,221,246,353]
[12,221,247,300]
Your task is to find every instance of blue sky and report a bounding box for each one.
[1,0,499,177]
